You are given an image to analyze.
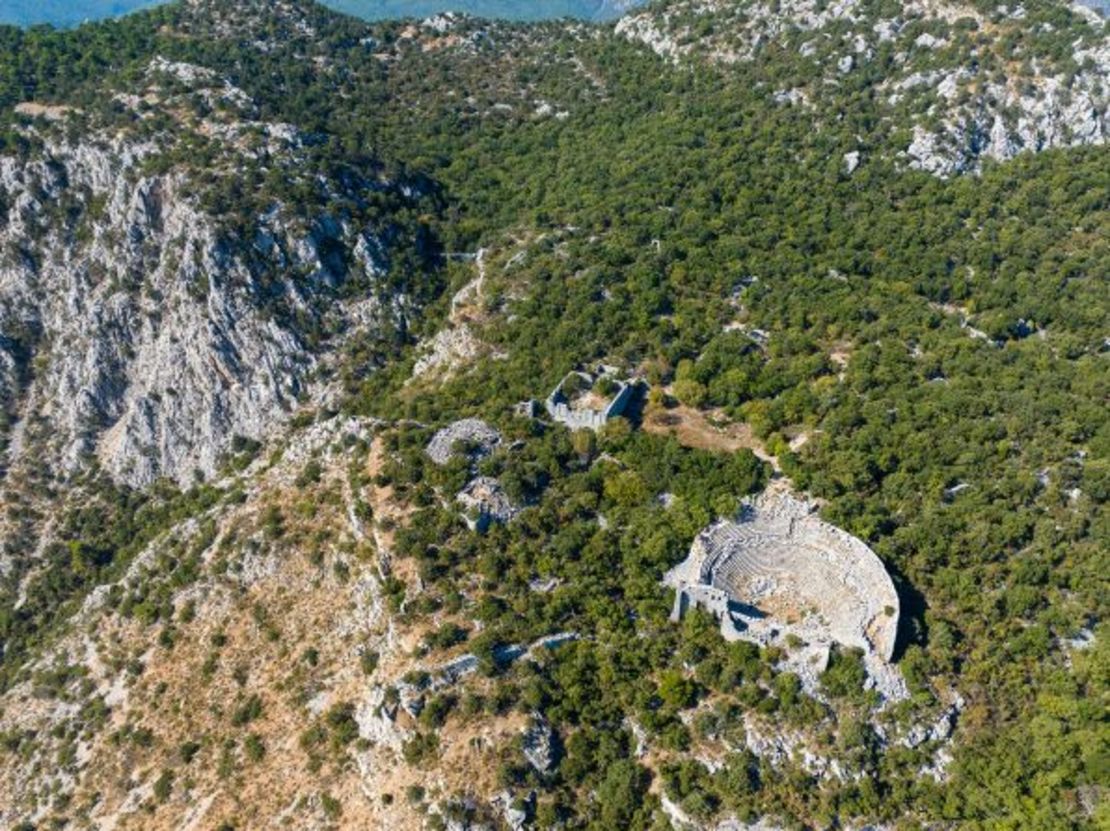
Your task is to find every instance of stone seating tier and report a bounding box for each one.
[674,491,900,664]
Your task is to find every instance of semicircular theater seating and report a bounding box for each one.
[679,491,900,662]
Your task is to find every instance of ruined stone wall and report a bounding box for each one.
[544,371,634,432]
[604,382,634,419]
[545,402,610,431]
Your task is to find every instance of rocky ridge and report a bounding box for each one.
[0,56,438,489]
[616,0,1108,175]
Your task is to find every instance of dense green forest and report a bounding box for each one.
[0,0,1105,828]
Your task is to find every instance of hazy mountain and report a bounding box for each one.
[0,0,645,26]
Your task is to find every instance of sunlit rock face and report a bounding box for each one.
[0,58,431,487]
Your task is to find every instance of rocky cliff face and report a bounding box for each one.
[0,58,437,488]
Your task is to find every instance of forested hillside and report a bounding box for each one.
[0,1,1105,829]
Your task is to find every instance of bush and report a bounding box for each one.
[295,460,323,488]
[360,649,380,676]
[402,732,440,766]
[231,694,263,726]
[153,769,174,802]
[325,702,359,747]
[179,740,201,764]
[244,733,265,762]
[320,792,342,820]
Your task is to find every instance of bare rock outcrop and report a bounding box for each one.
[0,64,437,488]
[522,715,557,773]
[457,476,519,531]
[425,418,503,465]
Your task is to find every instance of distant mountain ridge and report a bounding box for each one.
[0,0,645,27]
[328,0,643,22]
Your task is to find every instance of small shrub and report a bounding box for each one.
[231,694,263,726]
[244,733,265,762]
[402,731,440,766]
[295,460,323,488]
[359,649,380,676]
[179,740,201,764]
[320,792,342,820]
[153,769,174,802]
[325,702,359,747]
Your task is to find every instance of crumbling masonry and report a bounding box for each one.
[544,367,634,431]
[666,490,906,701]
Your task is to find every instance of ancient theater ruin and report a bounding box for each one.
[666,490,906,701]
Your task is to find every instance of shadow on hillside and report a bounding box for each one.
[888,561,928,662]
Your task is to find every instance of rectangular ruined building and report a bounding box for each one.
[544,366,635,431]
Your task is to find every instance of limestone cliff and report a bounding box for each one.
[0,58,438,489]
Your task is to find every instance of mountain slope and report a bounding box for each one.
[0,2,1105,830]
[616,0,1108,175]
[0,20,445,489]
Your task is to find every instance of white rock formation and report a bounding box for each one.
[522,715,556,773]
[0,83,426,488]
[425,418,502,465]
[412,324,500,380]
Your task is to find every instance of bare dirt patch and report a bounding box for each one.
[643,404,778,468]
[14,102,77,120]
